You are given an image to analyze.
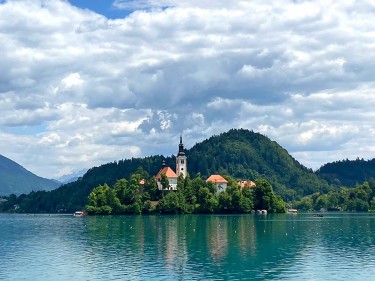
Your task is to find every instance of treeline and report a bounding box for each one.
[85,171,286,215]
[293,179,375,212]
[317,158,375,187]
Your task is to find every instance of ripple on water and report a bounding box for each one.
[1,213,375,280]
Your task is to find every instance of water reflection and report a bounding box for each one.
[1,213,375,280]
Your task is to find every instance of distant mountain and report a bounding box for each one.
[56,169,87,184]
[4,129,331,213]
[316,158,375,187]
[0,155,60,196]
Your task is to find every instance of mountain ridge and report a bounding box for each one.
[56,169,88,184]
[0,154,60,196]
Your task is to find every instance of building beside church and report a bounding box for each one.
[155,136,187,190]
[206,174,228,193]
[155,162,178,190]
[237,180,256,189]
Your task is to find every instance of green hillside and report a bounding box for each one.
[0,155,60,196]
[316,158,375,187]
[1,129,330,213]
[187,129,330,196]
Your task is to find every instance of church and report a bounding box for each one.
[155,136,241,193]
[155,136,187,190]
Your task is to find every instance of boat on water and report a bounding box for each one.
[313,214,324,218]
[287,208,298,214]
[73,211,87,217]
[256,209,268,214]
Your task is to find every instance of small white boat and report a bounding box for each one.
[288,209,298,214]
[73,211,86,217]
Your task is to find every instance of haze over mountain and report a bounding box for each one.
[0,155,60,196]
[56,169,87,184]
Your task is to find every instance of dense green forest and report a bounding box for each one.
[292,179,375,212]
[187,130,330,198]
[316,158,375,187]
[84,171,285,215]
[0,129,342,213]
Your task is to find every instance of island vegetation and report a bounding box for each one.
[84,171,285,215]
[1,129,375,214]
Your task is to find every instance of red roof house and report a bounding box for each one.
[206,175,228,193]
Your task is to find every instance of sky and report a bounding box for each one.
[1,0,375,179]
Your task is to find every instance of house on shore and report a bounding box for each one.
[206,174,228,193]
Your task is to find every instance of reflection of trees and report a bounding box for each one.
[163,216,188,276]
[82,214,375,280]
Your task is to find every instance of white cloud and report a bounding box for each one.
[1,0,375,177]
[60,73,84,89]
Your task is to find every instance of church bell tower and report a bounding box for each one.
[176,136,187,178]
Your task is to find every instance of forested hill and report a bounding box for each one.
[2,129,330,212]
[0,155,60,196]
[187,129,329,195]
[317,158,375,187]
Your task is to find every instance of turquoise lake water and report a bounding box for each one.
[0,213,374,280]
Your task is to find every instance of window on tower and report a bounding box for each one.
[181,159,184,164]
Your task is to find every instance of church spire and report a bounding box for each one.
[178,135,185,156]
[176,135,187,178]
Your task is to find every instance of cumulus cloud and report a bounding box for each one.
[1,0,375,177]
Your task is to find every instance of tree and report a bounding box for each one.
[296,197,313,211]
[196,187,218,213]
[354,198,369,212]
[314,194,328,211]
[239,196,253,213]
[370,197,375,211]
[158,191,186,214]
[327,192,339,209]
[143,177,161,200]
[160,174,170,190]
[218,192,231,212]
[271,195,286,213]
[114,179,128,204]
[253,179,273,211]
[253,179,285,213]
[85,183,120,215]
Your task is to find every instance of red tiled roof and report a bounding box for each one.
[238,180,256,188]
[206,174,228,183]
[155,166,178,179]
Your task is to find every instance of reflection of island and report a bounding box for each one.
[165,218,178,269]
[208,217,228,262]
[81,214,375,280]
[237,216,257,258]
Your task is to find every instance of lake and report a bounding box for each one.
[0,213,374,280]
